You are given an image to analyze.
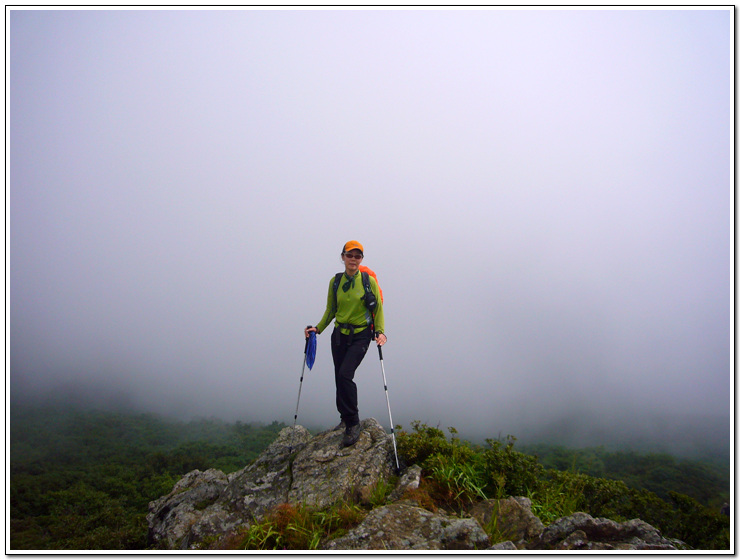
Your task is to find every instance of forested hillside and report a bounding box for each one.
[518,442,729,510]
[9,404,286,549]
[9,404,730,550]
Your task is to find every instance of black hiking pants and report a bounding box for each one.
[331,327,372,427]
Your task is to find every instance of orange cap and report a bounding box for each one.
[343,240,364,254]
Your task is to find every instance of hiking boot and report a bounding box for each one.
[342,423,361,447]
[333,421,345,432]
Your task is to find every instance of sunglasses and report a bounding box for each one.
[344,252,363,260]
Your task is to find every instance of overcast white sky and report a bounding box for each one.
[8,8,732,450]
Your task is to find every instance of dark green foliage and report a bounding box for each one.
[480,436,544,497]
[12,409,729,551]
[543,469,636,521]
[394,421,474,465]
[10,404,285,550]
[396,424,543,501]
[520,443,729,509]
[664,491,730,550]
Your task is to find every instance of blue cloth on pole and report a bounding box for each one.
[306,331,317,370]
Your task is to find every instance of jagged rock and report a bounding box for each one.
[470,497,545,547]
[146,468,230,549]
[147,424,312,549]
[147,419,394,549]
[288,418,395,508]
[388,464,422,502]
[214,424,309,520]
[322,503,491,550]
[560,529,588,549]
[532,511,680,550]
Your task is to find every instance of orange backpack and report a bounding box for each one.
[359,265,383,303]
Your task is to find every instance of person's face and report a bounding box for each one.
[343,250,363,274]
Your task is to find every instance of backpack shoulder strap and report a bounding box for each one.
[360,271,377,330]
[333,272,344,291]
[361,271,371,294]
[332,272,344,314]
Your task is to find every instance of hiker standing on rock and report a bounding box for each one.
[305,240,386,448]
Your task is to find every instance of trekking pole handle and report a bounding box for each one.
[377,344,384,360]
[304,325,313,353]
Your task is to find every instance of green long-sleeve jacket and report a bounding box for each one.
[315,272,384,336]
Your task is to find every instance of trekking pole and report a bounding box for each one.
[377,343,400,472]
[290,326,312,453]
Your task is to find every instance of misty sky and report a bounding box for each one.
[8,8,732,445]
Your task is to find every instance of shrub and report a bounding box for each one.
[480,436,543,498]
[664,491,730,550]
[396,422,474,466]
[526,474,584,525]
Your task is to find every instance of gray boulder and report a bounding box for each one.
[387,464,422,502]
[146,468,231,549]
[470,497,545,548]
[322,503,491,550]
[532,511,681,550]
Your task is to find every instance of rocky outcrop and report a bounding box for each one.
[147,419,393,549]
[147,421,684,551]
[147,468,231,549]
[288,417,394,508]
[531,511,683,550]
[322,502,491,550]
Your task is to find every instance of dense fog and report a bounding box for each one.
[9,8,731,460]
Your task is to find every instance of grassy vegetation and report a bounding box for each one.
[9,405,730,550]
[237,501,368,550]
